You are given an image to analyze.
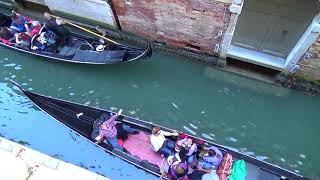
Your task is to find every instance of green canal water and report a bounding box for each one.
[0,46,319,179]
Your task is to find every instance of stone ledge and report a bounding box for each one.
[0,137,109,180]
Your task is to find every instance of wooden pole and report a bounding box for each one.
[48,14,120,45]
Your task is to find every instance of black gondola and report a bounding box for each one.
[0,14,152,64]
[11,80,308,180]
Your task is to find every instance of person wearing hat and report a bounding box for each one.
[150,126,179,158]
[43,12,71,46]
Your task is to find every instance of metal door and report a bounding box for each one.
[232,0,319,58]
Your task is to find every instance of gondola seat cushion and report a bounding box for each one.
[72,49,126,63]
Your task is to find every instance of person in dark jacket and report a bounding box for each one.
[43,12,71,46]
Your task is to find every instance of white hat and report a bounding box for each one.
[31,21,39,27]
[96,44,105,52]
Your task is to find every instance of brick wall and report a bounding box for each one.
[112,0,231,55]
[297,36,320,81]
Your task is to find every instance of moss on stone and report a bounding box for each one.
[293,72,320,86]
[279,71,320,86]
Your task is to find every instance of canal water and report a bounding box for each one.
[0,46,319,179]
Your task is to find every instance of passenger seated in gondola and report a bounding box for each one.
[150,126,179,158]
[167,161,189,180]
[0,13,12,27]
[9,10,27,33]
[14,20,42,48]
[32,31,56,51]
[25,20,42,36]
[175,135,198,164]
[43,12,71,46]
[187,166,219,180]
[198,146,223,170]
[94,109,139,151]
[15,32,31,47]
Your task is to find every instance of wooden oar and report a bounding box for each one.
[48,13,121,45]
[158,157,166,180]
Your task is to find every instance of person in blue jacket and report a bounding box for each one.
[9,11,27,33]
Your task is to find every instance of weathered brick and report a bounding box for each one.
[112,0,232,55]
[298,36,320,81]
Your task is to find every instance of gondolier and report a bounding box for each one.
[43,12,71,46]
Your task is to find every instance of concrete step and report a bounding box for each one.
[0,137,110,180]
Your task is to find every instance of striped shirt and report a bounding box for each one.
[98,114,119,139]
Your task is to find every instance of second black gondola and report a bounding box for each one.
[0,14,152,64]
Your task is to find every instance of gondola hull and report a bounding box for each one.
[11,81,309,180]
[0,35,152,64]
[0,14,152,64]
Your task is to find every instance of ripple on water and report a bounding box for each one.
[183,126,196,135]
[299,154,306,159]
[189,123,198,129]
[110,107,117,111]
[131,84,138,88]
[88,90,94,94]
[171,102,178,109]
[15,66,22,70]
[4,63,16,67]
[201,133,214,140]
[226,137,238,142]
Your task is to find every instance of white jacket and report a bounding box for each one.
[150,130,172,151]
